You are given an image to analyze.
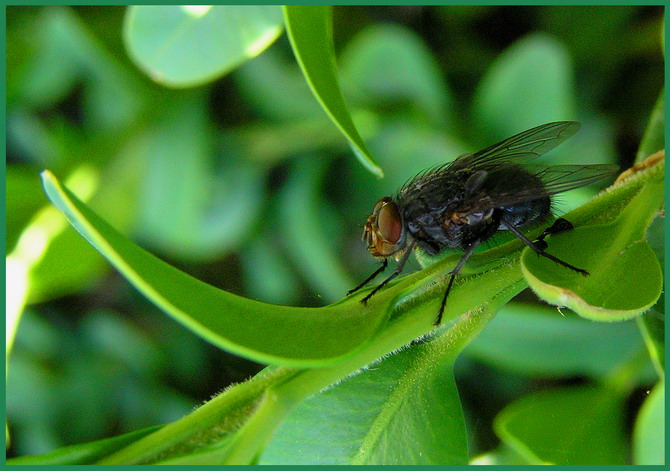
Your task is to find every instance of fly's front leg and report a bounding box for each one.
[347,259,388,296]
[360,240,417,305]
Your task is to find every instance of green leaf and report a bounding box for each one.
[26,148,143,304]
[7,425,162,465]
[464,302,653,380]
[40,170,387,367]
[254,294,514,466]
[522,157,664,321]
[123,5,283,88]
[94,258,525,464]
[633,380,665,464]
[339,24,454,128]
[494,385,628,465]
[636,88,664,163]
[260,331,470,464]
[522,225,661,320]
[472,33,576,142]
[283,6,383,177]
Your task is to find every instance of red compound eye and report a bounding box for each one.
[363,197,405,257]
[377,201,402,244]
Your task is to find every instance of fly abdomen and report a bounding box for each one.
[500,196,551,228]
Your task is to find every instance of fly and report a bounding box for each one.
[348,121,618,325]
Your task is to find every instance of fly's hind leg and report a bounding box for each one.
[503,217,589,276]
[533,217,574,251]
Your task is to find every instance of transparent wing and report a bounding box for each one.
[400,122,581,193]
[468,163,619,212]
[450,121,581,171]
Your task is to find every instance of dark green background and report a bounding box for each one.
[6,5,663,461]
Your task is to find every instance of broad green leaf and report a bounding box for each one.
[40,170,386,367]
[123,5,283,88]
[522,225,661,320]
[636,88,664,163]
[339,24,454,128]
[472,33,576,142]
[259,281,527,466]
[463,302,652,379]
[260,330,470,464]
[494,385,628,465]
[94,260,524,464]
[522,155,664,321]
[633,380,665,464]
[283,6,383,177]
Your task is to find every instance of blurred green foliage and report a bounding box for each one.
[6,5,664,463]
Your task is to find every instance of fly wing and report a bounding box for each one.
[399,122,580,194]
[467,163,619,213]
[449,121,581,171]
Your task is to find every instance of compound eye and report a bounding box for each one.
[377,201,402,244]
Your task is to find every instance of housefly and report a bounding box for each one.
[348,121,618,325]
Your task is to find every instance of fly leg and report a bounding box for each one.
[435,240,481,326]
[347,259,388,295]
[533,217,574,251]
[502,217,589,276]
[359,240,417,305]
